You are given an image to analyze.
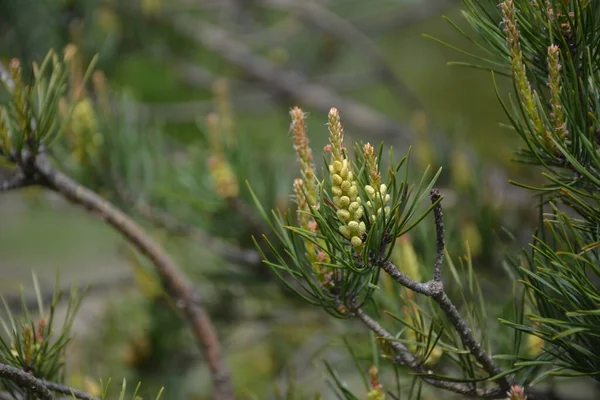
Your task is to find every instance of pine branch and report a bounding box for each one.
[354,307,506,398]
[430,188,445,282]
[258,0,423,110]
[0,170,35,193]
[29,154,234,400]
[0,363,54,400]
[0,362,100,400]
[377,189,509,391]
[41,379,97,400]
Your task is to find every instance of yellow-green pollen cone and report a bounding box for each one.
[364,183,390,222]
[327,108,366,247]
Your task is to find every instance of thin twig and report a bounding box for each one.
[430,188,444,282]
[376,189,511,392]
[171,16,414,141]
[354,307,506,398]
[0,363,54,400]
[32,154,234,400]
[41,379,98,400]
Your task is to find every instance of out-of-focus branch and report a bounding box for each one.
[0,363,54,400]
[30,154,234,400]
[259,0,423,110]
[355,0,461,36]
[138,64,382,122]
[177,62,378,93]
[0,170,35,193]
[171,16,414,141]
[0,362,99,400]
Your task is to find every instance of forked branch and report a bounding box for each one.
[377,190,509,392]
[354,307,506,398]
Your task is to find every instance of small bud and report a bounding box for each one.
[333,160,343,173]
[358,222,366,236]
[348,185,358,199]
[337,209,350,222]
[332,174,343,186]
[340,166,349,178]
[339,225,351,238]
[339,196,350,207]
[354,207,364,220]
[351,236,363,247]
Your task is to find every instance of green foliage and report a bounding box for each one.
[0,274,82,397]
[0,49,95,166]
[445,0,600,384]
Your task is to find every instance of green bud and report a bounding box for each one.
[351,236,363,247]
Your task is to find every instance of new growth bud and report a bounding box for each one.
[363,143,390,222]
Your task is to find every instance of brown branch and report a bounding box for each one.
[41,379,97,400]
[354,307,507,398]
[0,363,54,400]
[31,155,234,400]
[430,188,445,282]
[377,189,510,392]
[171,16,414,142]
[0,171,35,193]
[0,362,100,400]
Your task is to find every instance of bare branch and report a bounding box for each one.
[33,155,234,400]
[0,171,35,193]
[0,362,100,400]
[354,307,507,398]
[0,363,54,400]
[41,379,98,400]
[171,16,414,141]
[430,188,445,282]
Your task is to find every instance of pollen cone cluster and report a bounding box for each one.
[290,107,331,285]
[363,143,390,222]
[328,108,366,248]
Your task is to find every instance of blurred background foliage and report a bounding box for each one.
[0,0,562,398]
